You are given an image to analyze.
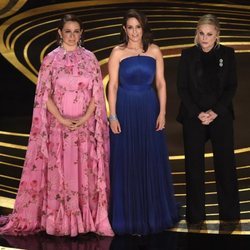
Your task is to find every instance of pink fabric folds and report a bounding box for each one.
[0,47,113,237]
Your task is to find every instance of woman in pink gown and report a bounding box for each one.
[0,14,113,237]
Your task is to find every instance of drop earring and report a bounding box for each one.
[125,33,128,43]
[59,37,63,47]
[78,38,82,47]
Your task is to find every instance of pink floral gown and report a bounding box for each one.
[0,47,114,237]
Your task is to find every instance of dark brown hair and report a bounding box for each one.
[56,14,84,46]
[120,9,153,52]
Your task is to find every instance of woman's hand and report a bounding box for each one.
[156,113,165,131]
[72,116,87,129]
[58,117,78,130]
[198,110,218,125]
[58,116,87,131]
[204,110,218,125]
[110,120,121,134]
[198,112,210,125]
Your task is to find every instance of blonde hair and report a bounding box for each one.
[194,14,220,46]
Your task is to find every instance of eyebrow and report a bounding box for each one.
[127,24,141,27]
[199,31,214,34]
[63,28,81,31]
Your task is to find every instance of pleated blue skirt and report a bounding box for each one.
[110,86,179,235]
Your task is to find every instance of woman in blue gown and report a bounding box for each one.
[108,9,179,235]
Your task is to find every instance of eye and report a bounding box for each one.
[199,31,204,35]
[207,33,213,36]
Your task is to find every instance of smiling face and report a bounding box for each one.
[196,24,219,52]
[58,21,82,51]
[123,17,143,44]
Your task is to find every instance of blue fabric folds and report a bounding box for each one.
[110,56,179,235]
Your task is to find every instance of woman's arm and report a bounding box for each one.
[204,47,237,125]
[177,49,201,118]
[73,98,96,128]
[153,44,167,131]
[46,96,75,129]
[108,47,121,134]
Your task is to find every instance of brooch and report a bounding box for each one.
[219,58,223,67]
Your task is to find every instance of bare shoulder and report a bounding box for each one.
[109,44,126,61]
[149,43,160,51]
[147,44,162,58]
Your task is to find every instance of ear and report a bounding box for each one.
[58,29,62,38]
[194,31,198,44]
[122,25,126,33]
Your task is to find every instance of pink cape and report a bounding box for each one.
[0,47,114,237]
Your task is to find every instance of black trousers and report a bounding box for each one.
[182,115,240,223]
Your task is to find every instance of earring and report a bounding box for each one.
[59,37,63,47]
[125,33,128,43]
[78,38,82,47]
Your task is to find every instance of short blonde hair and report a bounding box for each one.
[194,14,220,46]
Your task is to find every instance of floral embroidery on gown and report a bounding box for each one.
[0,47,114,237]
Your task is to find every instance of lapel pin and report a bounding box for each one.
[219,58,223,67]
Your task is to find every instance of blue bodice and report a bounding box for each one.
[119,55,156,91]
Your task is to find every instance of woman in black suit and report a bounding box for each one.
[177,14,240,225]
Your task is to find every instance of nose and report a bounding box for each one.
[202,34,207,40]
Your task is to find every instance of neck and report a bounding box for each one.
[127,42,143,50]
[202,47,213,53]
[61,44,78,52]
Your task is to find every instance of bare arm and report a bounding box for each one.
[46,96,63,122]
[153,45,167,131]
[108,47,121,134]
[46,96,75,128]
[73,98,96,127]
[47,95,96,130]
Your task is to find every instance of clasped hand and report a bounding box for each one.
[198,110,218,125]
[59,116,87,131]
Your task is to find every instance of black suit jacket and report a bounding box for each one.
[176,44,237,123]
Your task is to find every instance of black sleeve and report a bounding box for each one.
[177,49,201,118]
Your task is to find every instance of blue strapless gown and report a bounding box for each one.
[110,56,179,235]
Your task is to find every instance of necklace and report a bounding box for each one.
[126,46,144,55]
[127,46,142,51]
